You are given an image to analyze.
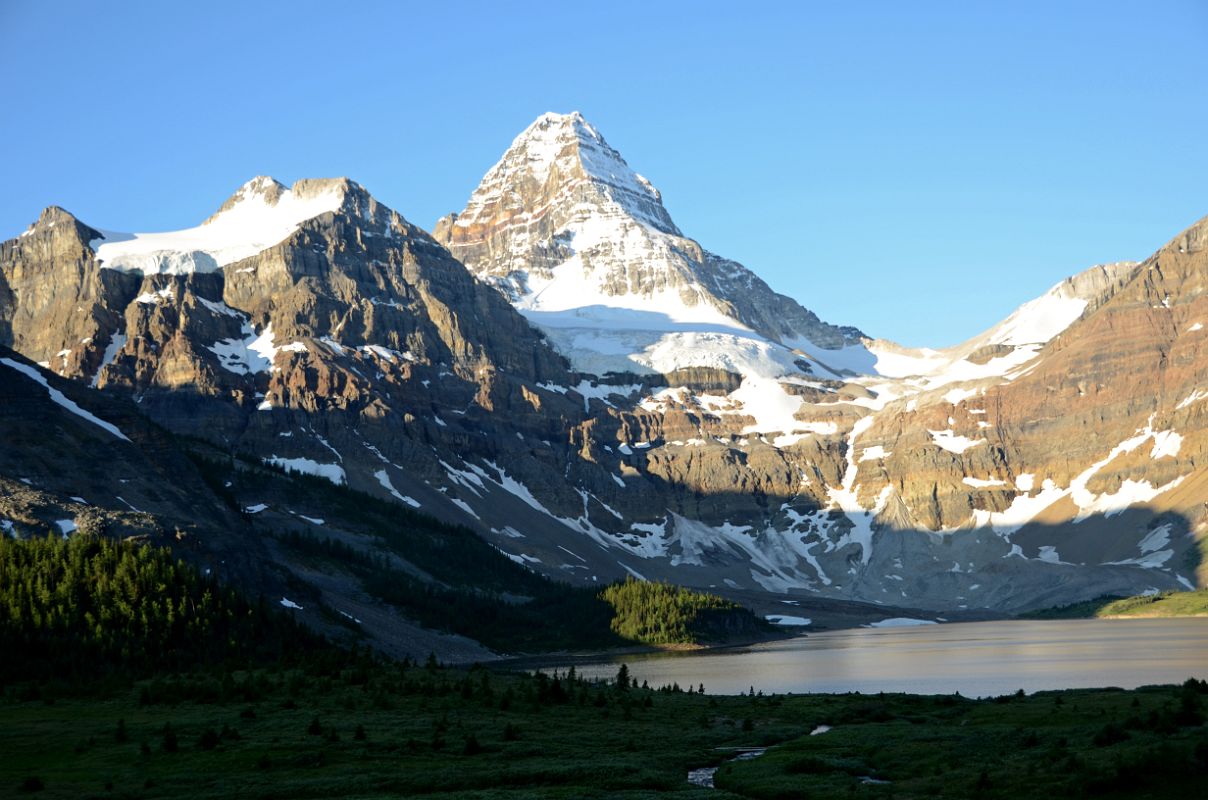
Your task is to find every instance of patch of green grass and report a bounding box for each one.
[716,683,1208,799]
[1023,590,1208,620]
[0,665,779,799]
[1020,596,1127,620]
[1095,590,1208,618]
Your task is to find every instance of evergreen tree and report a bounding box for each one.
[0,534,333,683]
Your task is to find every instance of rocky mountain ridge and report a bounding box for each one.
[1,113,1204,623]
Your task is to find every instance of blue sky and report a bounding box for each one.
[1,1,1205,347]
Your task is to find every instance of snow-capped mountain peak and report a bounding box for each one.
[435,112,864,380]
[91,177,369,275]
[451,110,680,239]
[202,175,290,223]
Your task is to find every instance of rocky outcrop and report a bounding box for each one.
[0,207,139,381]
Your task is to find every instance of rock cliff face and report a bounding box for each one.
[0,207,140,381]
[1,114,1204,619]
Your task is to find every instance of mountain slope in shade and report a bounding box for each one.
[0,344,542,663]
[0,344,268,587]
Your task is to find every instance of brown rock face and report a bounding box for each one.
[846,217,1208,591]
[0,207,139,380]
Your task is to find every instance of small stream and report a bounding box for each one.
[687,748,767,789]
[688,725,831,789]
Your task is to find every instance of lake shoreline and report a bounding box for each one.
[515,618,1208,698]
[494,613,1174,675]
[489,627,801,672]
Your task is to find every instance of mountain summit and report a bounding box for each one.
[435,112,864,379]
[444,111,681,238]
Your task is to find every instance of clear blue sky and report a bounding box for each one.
[2,1,1205,347]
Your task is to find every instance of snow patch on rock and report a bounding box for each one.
[266,456,346,485]
[929,430,985,454]
[765,615,811,626]
[2,358,130,441]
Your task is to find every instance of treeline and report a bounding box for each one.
[0,535,327,684]
[601,577,765,645]
[0,530,766,689]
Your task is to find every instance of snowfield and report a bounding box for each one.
[93,177,345,274]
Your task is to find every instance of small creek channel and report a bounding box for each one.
[688,725,831,789]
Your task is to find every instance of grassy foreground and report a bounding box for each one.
[3,668,1207,798]
[716,683,1208,799]
[3,536,1207,797]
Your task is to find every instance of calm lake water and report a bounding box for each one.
[544,619,1208,698]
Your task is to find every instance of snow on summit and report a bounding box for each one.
[438,111,867,383]
[92,176,347,274]
[460,111,680,236]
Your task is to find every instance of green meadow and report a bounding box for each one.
[1025,589,1208,621]
[4,667,1208,798]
